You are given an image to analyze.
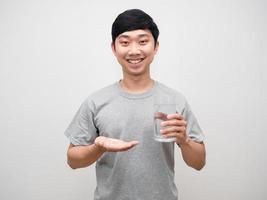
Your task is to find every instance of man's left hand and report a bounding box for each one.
[160,113,189,146]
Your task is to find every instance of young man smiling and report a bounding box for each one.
[112,29,158,80]
[65,9,205,200]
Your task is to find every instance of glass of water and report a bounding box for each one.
[153,98,177,142]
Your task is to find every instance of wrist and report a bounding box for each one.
[94,143,106,153]
[177,137,190,147]
[94,136,107,153]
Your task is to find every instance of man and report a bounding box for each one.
[65,9,205,200]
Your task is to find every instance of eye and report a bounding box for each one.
[139,40,148,45]
[120,41,129,46]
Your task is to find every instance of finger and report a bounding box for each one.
[128,140,139,146]
[155,112,165,118]
[163,132,179,138]
[118,145,131,151]
[126,141,139,149]
[163,131,187,139]
[155,112,168,120]
[160,126,185,134]
[120,144,137,151]
[117,141,139,151]
[100,138,139,152]
[167,113,183,120]
[161,119,187,127]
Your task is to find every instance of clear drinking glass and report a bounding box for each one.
[153,101,177,142]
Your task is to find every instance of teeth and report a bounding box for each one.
[127,59,143,64]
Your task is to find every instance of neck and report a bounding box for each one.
[119,76,154,93]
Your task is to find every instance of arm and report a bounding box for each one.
[67,136,139,169]
[67,143,105,169]
[160,113,206,170]
[179,138,206,170]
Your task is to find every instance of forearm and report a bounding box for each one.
[67,144,105,169]
[179,138,206,170]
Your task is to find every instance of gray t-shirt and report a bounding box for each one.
[64,81,204,200]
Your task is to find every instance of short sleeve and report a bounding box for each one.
[182,101,205,143]
[64,98,99,146]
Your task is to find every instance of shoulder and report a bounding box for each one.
[90,83,118,98]
[156,81,187,103]
[83,82,119,108]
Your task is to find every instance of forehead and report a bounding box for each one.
[117,29,153,40]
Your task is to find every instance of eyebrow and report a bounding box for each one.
[118,33,149,39]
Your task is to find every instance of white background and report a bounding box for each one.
[1,0,266,199]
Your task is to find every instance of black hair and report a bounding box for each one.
[111,9,159,44]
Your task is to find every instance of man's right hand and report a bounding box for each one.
[94,136,139,152]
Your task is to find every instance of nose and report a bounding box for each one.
[128,43,141,56]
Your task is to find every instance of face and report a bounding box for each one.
[111,29,159,78]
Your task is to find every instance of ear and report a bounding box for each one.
[111,42,116,56]
[154,41,159,54]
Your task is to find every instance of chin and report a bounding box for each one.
[125,68,149,77]
[121,60,151,76]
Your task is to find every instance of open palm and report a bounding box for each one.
[94,136,139,152]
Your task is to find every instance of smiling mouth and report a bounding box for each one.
[126,58,145,64]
